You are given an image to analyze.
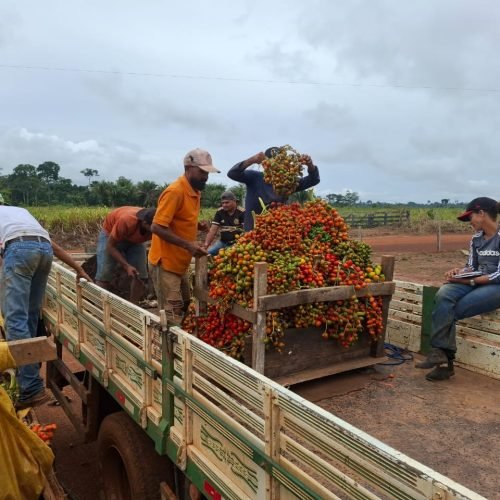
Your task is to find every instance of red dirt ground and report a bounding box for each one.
[34,230,500,499]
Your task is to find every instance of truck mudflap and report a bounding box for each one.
[43,262,485,500]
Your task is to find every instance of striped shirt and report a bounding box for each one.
[466,229,500,283]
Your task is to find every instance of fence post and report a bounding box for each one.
[436,222,442,252]
[420,285,438,354]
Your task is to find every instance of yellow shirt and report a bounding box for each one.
[148,175,200,275]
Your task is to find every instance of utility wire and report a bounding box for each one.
[0,63,499,93]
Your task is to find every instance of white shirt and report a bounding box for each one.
[0,206,51,249]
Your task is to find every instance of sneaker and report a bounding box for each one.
[16,389,54,410]
[426,363,455,381]
[415,348,448,369]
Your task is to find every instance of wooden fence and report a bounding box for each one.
[343,211,410,228]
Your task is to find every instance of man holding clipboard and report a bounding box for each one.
[416,197,500,380]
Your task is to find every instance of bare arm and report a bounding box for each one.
[227,152,266,181]
[51,241,93,282]
[203,224,220,249]
[106,235,139,278]
[151,223,208,257]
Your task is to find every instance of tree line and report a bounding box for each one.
[0,162,246,208]
[0,162,464,208]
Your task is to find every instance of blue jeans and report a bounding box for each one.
[208,240,233,256]
[1,240,53,401]
[431,283,500,357]
[95,230,148,281]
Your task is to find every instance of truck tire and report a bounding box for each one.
[97,411,173,500]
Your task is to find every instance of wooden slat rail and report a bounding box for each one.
[42,262,484,499]
[386,280,500,379]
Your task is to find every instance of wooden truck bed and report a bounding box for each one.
[42,261,484,499]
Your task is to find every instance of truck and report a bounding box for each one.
[41,259,485,499]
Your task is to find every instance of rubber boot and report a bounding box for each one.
[415,348,448,369]
[426,360,455,381]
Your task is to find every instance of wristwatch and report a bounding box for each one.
[469,279,476,287]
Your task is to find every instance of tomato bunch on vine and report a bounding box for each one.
[261,145,305,196]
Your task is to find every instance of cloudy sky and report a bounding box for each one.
[1,1,499,203]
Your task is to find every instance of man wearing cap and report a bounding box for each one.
[95,206,156,304]
[0,204,92,408]
[149,148,219,323]
[416,196,500,381]
[203,191,245,256]
[227,147,320,231]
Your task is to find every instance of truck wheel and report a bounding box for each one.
[97,411,173,499]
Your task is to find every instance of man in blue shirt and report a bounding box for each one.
[227,147,320,231]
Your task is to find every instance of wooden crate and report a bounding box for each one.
[194,256,395,385]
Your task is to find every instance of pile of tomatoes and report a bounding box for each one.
[183,200,385,358]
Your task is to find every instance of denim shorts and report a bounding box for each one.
[95,230,148,281]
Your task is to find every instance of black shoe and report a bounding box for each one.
[426,362,455,381]
[415,348,448,369]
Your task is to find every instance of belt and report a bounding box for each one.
[4,235,50,250]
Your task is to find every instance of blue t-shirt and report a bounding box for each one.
[227,162,320,231]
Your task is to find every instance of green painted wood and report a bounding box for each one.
[420,286,438,354]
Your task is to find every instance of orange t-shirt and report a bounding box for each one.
[148,175,200,275]
[102,206,152,244]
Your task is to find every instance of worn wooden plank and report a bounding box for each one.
[258,282,394,311]
[392,289,423,303]
[252,263,268,374]
[7,337,57,366]
[390,299,423,315]
[394,280,424,293]
[389,309,422,324]
[386,319,421,353]
[194,256,208,318]
[193,287,257,323]
[275,355,385,386]
[371,256,395,357]
[355,281,395,298]
[258,285,356,310]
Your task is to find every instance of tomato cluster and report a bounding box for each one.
[29,423,57,444]
[261,145,304,196]
[183,199,386,358]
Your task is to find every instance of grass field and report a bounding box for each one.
[27,205,466,235]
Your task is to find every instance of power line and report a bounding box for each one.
[0,63,498,93]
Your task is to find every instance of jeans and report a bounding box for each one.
[208,240,233,256]
[1,240,53,401]
[431,283,500,358]
[95,230,148,281]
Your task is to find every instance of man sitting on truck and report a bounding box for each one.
[149,148,218,324]
[0,203,91,408]
[203,190,245,256]
[95,206,156,304]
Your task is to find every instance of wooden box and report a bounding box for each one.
[194,256,395,385]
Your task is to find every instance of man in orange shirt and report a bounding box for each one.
[96,206,156,303]
[149,148,219,323]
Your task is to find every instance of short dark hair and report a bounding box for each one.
[136,207,156,225]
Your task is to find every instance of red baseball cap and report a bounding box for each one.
[457,197,498,221]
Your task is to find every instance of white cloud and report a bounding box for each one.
[1,1,500,203]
